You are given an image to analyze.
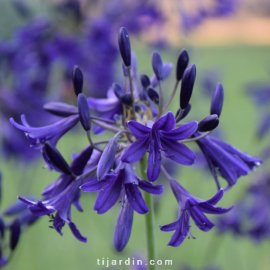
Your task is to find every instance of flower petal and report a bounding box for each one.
[127,121,151,138]
[205,189,224,205]
[87,97,120,112]
[121,136,149,163]
[138,180,163,195]
[159,220,179,232]
[161,138,196,165]
[125,184,149,214]
[93,175,122,214]
[114,199,134,252]
[80,180,107,192]
[187,202,214,232]
[160,121,198,140]
[197,204,234,215]
[167,212,190,247]
[152,112,175,131]
[147,134,161,182]
[68,222,87,243]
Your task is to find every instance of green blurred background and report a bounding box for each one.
[1,0,270,270]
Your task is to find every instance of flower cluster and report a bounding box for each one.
[10,27,261,254]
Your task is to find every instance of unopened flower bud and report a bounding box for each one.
[151,63,173,87]
[198,114,219,132]
[176,48,189,81]
[135,105,143,114]
[211,83,224,117]
[148,88,159,104]
[43,142,73,175]
[78,93,91,131]
[112,83,124,99]
[72,65,83,96]
[10,219,21,251]
[180,64,196,110]
[120,94,132,107]
[118,27,131,67]
[140,74,151,89]
[151,51,163,81]
[97,137,117,180]
[175,103,191,122]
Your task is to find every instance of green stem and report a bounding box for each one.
[139,155,156,270]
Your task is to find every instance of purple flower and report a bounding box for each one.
[217,174,270,242]
[87,88,122,134]
[195,133,262,189]
[10,114,79,149]
[160,179,233,247]
[81,162,163,214]
[17,145,94,243]
[121,112,197,182]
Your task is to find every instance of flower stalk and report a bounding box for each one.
[140,155,156,270]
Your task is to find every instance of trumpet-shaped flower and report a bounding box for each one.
[160,179,233,246]
[195,132,262,189]
[10,114,79,149]
[81,162,163,214]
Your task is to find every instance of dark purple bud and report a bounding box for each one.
[140,74,151,89]
[122,61,129,76]
[43,142,73,175]
[175,103,191,122]
[78,93,91,131]
[148,88,159,104]
[135,105,143,113]
[180,64,196,110]
[97,137,117,180]
[113,83,124,99]
[198,114,219,132]
[120,94,132,107]
[70,145,93,176]
[118,27,131,67]
[43,102,78,117]
[114,200,134,252]
[176,48,189,81]
[10,219,21,251]
[151,63,173,87]
[0,217,4,238]
[151,51,163,80]
[72,66,83,96]
[210,83,224,117]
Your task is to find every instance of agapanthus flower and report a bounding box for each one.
[17,145,94,242]
[10,114,79,149]
[121,112,197,182]
[160,179,233,246]
[195,132,262,189]
[81,162,163,214]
